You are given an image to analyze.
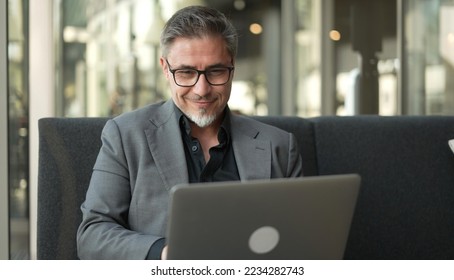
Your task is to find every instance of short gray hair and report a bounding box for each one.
[160,6,238,59]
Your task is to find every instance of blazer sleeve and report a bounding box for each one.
[76,119,161,259]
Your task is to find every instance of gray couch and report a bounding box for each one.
[37,115,454,259]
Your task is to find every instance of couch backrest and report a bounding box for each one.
[37,115,454,259]
[37,117,109,259]
[312,115,454,259]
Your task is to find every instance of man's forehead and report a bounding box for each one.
[166,36,232,63]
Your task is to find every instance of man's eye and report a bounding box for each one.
[177,70,196,76]
[208,68,228,76]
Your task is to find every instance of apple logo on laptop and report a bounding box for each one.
[248,226,280,254]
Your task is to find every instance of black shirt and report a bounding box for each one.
[177,107,240,183]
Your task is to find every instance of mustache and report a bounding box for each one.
[186,95,217,102]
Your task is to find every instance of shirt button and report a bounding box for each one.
[191,145,198,152]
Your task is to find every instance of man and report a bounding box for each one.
[77,5,303,260]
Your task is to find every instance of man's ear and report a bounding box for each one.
[159,57,169,79]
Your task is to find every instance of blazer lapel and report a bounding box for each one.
[144,104,272,185]
[231,115,271,180]
[144,100,189,190]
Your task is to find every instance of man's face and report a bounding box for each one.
[160,35,234,128]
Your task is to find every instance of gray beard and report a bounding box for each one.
[186,109,216,128]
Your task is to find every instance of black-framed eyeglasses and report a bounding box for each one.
[165,59,234,87]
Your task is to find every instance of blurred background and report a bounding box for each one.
[2,0,454,259]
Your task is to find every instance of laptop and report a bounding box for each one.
[166,173,361,260]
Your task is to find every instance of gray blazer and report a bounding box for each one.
[77,99,303,259]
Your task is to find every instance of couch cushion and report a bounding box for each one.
[312,115,454,259]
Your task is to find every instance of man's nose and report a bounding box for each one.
[193,73,211,95]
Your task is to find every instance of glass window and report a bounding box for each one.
[401,0,454,115]
[295,0,323,116]
[330,0,398,115]
[57,0,287,118]
[8,0,30,259]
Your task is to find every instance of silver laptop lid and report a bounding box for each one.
[166,174,361,260]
